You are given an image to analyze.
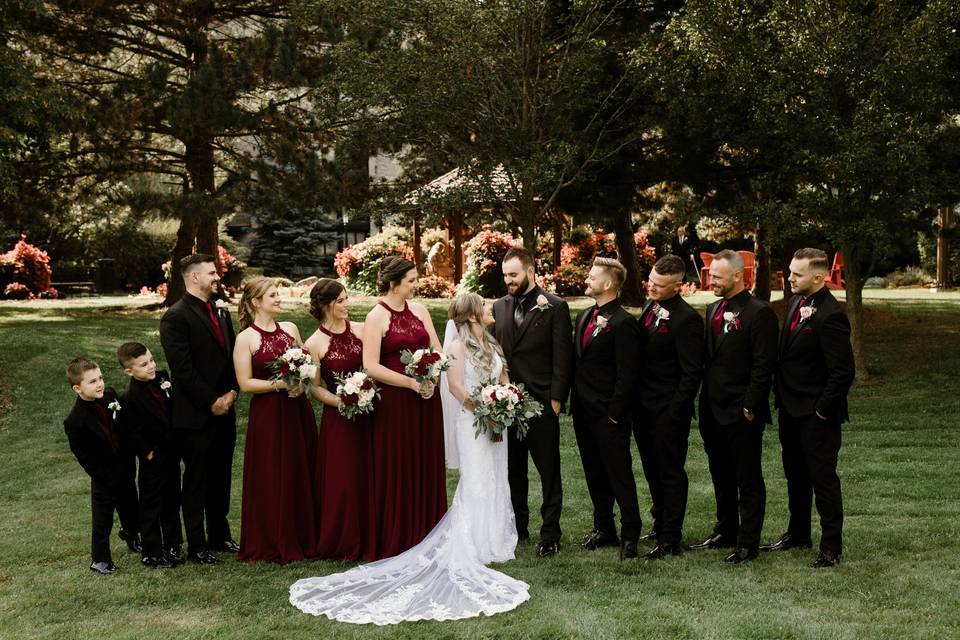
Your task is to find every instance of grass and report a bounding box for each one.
[0,292,958,639]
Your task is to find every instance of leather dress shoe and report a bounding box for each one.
[688,533,736,550]
[90,561,117,575]
[619,539,639,561]
[187,550,221,565]
[164,546,185,565]
[210,539,240,553]
[537,541,560,557]
[811,550,841,568]
[760,533,812,552]
[118,528,142,554]
[639,529,659,542]
[141,555,174,569]
[645,543,682,560]
[724,547,759,564]
[580,529,620,550]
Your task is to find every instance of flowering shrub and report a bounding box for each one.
[334,226,415,295]
[3,282,31,299]
[541,263,589,297]
[416,275,456,299]
[218,245,247,287]
[680,282,698,296]
[459,225,517,298]
[634,231,657,269]
[38,287,60,299]
[0,236,53,298]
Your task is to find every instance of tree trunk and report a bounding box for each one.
[165,212,197,305]
[842,242,869,382]
[412,213,422,270]
[754,224,771,301]
[613,209,644,306]
[936,207,953,289]
[450,211,464,284]
[518,199,537,256]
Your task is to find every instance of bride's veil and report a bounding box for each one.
[440,319,461,470]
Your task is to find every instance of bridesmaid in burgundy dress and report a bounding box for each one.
[303,278,377,561]
[363,256,447,559]
[233,277,318,563]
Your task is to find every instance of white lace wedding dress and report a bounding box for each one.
[289,350,529,625]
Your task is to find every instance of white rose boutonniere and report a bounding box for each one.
[107,399,122,420]
[654,305,670,327]
[592,314,609,337]
[214,299,229,314]
[799,304,816,321]
[160,379,172,397]
[536,294,551,312]
[722,310,741,333]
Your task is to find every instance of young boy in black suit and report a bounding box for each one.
[118,342,184,568]
[63,357,140,574]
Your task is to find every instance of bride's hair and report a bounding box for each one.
[238,276,278,330]
[447,293,506,379]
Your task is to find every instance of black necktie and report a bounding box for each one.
[513,296,526,326]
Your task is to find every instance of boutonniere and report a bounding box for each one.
[159,379,172,398]
[592,314,609,337]
[536,294,551,312]
[722,310,741,333]
[799,304,816,321]
[214,299,229,315]
[107,399,122,420]
[654,305,670,327]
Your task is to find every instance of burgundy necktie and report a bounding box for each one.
[206,301,227,349]
[644,303,658,328]
[711,299,729,341]
[789,297,807,332]
[94,403,121,454]
[148,383,169,421]
[581,307,601,351]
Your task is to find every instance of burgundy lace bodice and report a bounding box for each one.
[378,301,430,373]
[251,323,298,381]
[318,320,364,388]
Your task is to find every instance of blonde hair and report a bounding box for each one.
[238,277,278,330]
[593,257,627,291]
[447,293,506,379]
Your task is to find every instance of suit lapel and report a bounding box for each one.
[132,380,167,425]
[513,298,539,345]
[782,295,803,352]
[706,300,719,359]
[575,307,591,359]
[714,297,744,354]
[582,303,618,356]
[188,299,227,352]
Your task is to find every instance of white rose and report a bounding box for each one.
[159,380,172,391]
[723,311,735,322]
[298,363,316,380]
[343,381,359,395]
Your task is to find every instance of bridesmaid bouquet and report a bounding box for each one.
[400,347,453,382]
[334,370,380,419]
[268,347,317,395]
[468,382,543,442]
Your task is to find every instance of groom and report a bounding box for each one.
[493,246,572,557]
[160,254,239,564]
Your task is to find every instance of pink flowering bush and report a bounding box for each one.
[416,275,456,299]
[459,225,517,298]
[334,226,415,295]
[0,236,55,299]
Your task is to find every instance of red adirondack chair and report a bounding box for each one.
[699,252,714,288]
[826,251,844,289]
[738,250,756,289]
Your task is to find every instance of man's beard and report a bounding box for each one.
[509,273,530,295]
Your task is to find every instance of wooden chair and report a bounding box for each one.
[737,250,756,289]
[699,252,714,288]
[826,251,844,289]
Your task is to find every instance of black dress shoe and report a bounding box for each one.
[89,561,117,575]
[580,529,620,550]
[187,550,221,565]
[210,539,240,553]
[645,543,682,560]
[118,528,142,554]
[689,533,736,550]
[724,547,759,564]
[537,541,560,557]
[760,533,813,552]
[619,539,639,561]
[639,529,659,542]
[141,555,175,569]
[810,550,841,568]
[164,546,185,565]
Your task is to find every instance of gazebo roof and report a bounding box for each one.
[402,164,516,206]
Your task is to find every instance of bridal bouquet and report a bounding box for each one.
[400,347,453,383]
[468,382,543,442]
[334,369,379,419]
[268,347,316,395]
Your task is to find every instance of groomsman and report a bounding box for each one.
[763,248,855,568]
[572,258,643,560]
[634,255,703,559]
[691,250,778,564]
[493,247,572,557]
[160,254,239,564]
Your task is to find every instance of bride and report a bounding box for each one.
[290,292,530,624]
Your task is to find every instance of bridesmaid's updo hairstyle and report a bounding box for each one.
[309,278,345,324]
[238,276,277,330]
[377,255,416,295]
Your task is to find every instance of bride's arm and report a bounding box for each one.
[445,341,475,411]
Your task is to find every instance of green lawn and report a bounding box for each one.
[0,292,958,639]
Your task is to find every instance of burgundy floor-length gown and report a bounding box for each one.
[372,301,447,559]
[238,323,319,563]
[315,320,377,561]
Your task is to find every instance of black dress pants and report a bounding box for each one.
[634,411,690,546]
[507,410,563,544]
[90,467,138,563]
[137,443,183,557]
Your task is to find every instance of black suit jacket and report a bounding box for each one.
[63,388,128,485]
[637,293,704,424]
[119,371,173,457]
[700,290,779,425]
[160,293,238,430]
[671,235,695,266]
[775,288,855,422]
[571,298,641,422]
[493,286,573,408]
